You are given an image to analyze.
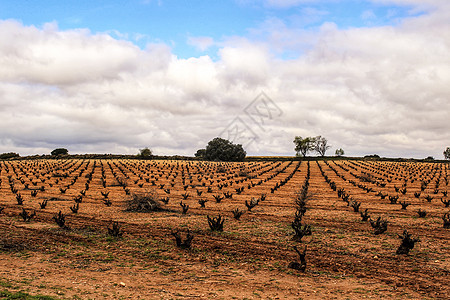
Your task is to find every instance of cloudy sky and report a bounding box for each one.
[0,0,449,158]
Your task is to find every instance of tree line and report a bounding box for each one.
[1,140,449,163]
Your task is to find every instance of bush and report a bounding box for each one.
[231,208,244,220]
[19,208,35,222]
[288,246,307,272]
[207,215,225,231]
[51,148,68,156]
[443,212,450,229]
[0,152,20,159]
[396,230,419,255]
[245,198,259,211]
[108,221,123,237]
[291,217,311,242]
[370,217,388,235]
[125,190,162,212]
[171,230,193,249]
[238,168,249,177]
[53,211,68,229]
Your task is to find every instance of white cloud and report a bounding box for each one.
[370,0,450,11]
[0,1,449,158]
[361,10,377,21]
[141,0,163,6]
[187,36,215,51]
[264,0,317,8]
[218,42,271,88]
[0,20,140,85]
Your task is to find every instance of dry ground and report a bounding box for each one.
[0,159,449,299]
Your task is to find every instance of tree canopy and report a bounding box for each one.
[0,152,20,159]
[201,137,246,161]
[335,148,345,157]
[51,148,68,156]
[139,147,153,158]
[293,136,315,157]
[314,136,331,156]
[195,149,206,158]
[294,136,333,157]
[444,147,450,160]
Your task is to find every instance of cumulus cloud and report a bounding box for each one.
[0,21,140,86]
[0,0,449,158]
[218,43,271,88]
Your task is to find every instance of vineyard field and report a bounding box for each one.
[0,159,449,299]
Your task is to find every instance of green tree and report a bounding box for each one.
[293,136,316,157]
[195,149,206,158]
[335,148,345,157]
[139,147,153,158]
[444,147,450,160]
[314,136,331,156]
[203,137,246,162]
[0,152,20,159]
[51,148,68,156]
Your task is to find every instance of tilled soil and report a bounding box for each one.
[0,159,449,299]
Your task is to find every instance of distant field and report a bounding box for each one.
[0,159,449,299]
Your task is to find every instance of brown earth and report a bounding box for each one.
[0,159,449,299]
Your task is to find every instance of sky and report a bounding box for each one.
[0,0,449,158]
